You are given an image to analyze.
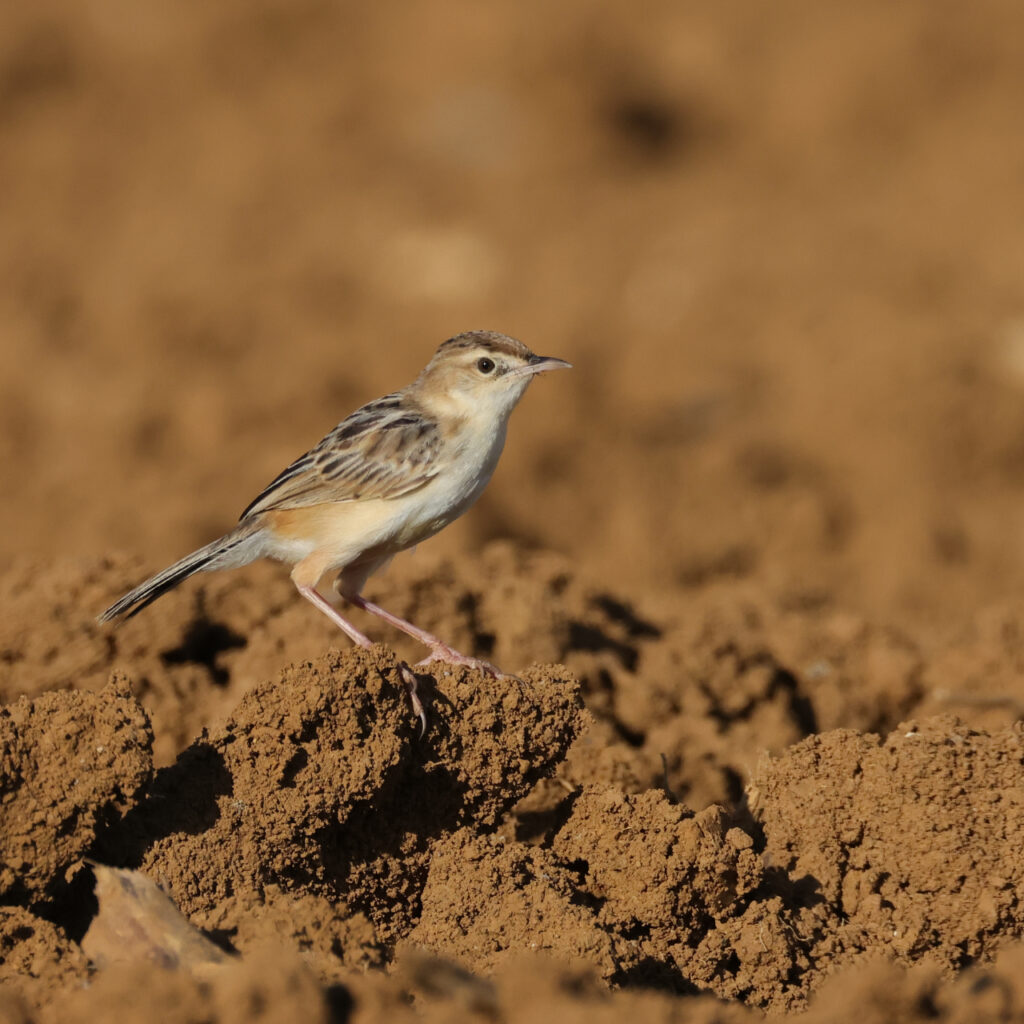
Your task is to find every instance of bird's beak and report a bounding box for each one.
[511,355,573,379]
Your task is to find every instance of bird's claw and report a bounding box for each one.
[414,647,527,701]
[398,663,427,737]
[414,647,511,679]
[403,649,527,731]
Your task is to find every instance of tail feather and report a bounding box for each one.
[98,527,258,624]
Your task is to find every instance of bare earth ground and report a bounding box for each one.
[4,1,1024,1021]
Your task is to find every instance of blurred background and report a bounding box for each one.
[2,0,1024,644]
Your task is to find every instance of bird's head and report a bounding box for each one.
[414,330,571,421]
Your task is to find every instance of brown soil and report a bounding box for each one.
[4,1,1024,1022]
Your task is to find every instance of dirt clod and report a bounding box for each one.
[0,679,153,906]
[756,716,1024,971]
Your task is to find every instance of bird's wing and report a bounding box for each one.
[239,393,443,520]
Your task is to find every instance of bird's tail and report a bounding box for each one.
[97,523,262,624]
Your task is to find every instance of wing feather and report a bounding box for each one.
[239,393,442,520]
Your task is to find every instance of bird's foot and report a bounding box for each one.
[414,645,517,681]
[398,662,427,737]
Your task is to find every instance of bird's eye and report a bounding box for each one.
[476,357,495,374]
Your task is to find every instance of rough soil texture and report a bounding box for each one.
[5,1,1024,1022]
[0,681,152,905]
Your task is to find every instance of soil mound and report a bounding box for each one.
[4,553,1024,1022]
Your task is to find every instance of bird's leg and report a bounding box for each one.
[295,582,374,647]
[344,593,508,679]
[294,581,425,732]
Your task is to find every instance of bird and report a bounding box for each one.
[98,330,571,725]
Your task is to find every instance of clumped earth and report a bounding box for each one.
[5,0,1024,1021]
[5,549,1024,1022]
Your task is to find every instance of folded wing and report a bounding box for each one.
[239,393,442,520]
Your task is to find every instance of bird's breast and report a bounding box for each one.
[394,419,507,544]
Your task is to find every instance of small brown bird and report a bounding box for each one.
[99,330,571,722]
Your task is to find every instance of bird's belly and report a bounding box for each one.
[264,474,488,568]
[388,471,488,548]
[263,428,503,569]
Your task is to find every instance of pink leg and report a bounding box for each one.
[345,594,509,678]
[296,583,374,647]
[295,583,425,732]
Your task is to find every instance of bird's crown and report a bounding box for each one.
[432,330,536,363]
